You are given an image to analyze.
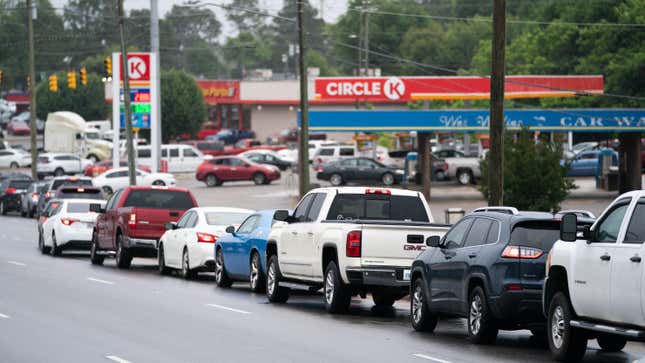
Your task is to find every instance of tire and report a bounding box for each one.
[205,174,220,187]
[249,251,265,293]
[330,173,343,186]
[547,292,588,362]
[0,201,6,215]
[266,255,289,303]
[50,233,62,257]
[39,231,50,254]
[253,173,267,185]
[152,180,165,186]
[467,286,498,344]
[157,244,170,275]
[181,248,197,280]
[381,172,394,186]
[597,335,626,352]
[372,291,397,307]
[323,260,351,314]
[115,234,132,269]
[214,248,233,288]
[457,169,473,185]
[90,231,104,265]
[102,186,113,195]
[411,278,438,332]
[28,208,35,218]
[54,168,65,177]
[20,208,27,217]
[9,162,18,169]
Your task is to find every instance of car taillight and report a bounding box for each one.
[505,284,523,291]
[77,188,85,192]
[346,230,362,257]
[501,246,543,259]
[128,213,137,229]
[316,165,323,172]
[5,187,16,194]
[444,162,449,171]
[31,193,39,201]
[39,159,50,164]
[45,191,52,198]
[365,188,391,195]
[196,232,218,243]
[61,218,76,226]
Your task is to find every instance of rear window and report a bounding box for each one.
[510,221,561,251]
[58,188,103,200]
[326,194,429,222]
[38,156,50,163]
[9,180,31,189]
[318,148,334,156]
[52,179,92,190]
[67,202,98,213]
[205,212,252,226]
[123,190,195,210]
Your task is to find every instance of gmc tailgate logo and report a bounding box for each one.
[404,245,426,251]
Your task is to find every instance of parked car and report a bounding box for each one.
[207,129,256,145]
[37,153,92,178]
[9,111,44,134]
[158,207,253,279]
[545,191,645,361]
[92,167,176,195]
[40,198,107,256]
[6,119,30,136]
[180,139,226,157]
[37,199,62,253]
[434,149,481,185]
[21,181,47,218]
[238,150,293,171]
[561,149,618,177]
[0,171,30,182]
[195,156,281,187]
[263,187,450,312]
[312,145,356,169]
[0,148,31,168]
[277,148,297,164]
[387,150,447,182]
[136,144,204,173]
[36,176,93,217]
[197,121,220,140]
[316,157,404,186]
[409,210,592,345]
[90,186,198,268]
[84,160,151,177]
[214,210,278,292]
[309,140,339,162]
[0,176,32,215]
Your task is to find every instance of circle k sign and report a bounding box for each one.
[120,53,151,81]
[383,77,406,100]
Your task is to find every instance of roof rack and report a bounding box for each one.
[472,206,519,215]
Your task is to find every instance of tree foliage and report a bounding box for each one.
[160,69,206,142]
[35,72,108,121]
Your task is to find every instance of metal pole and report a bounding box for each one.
[297,0,310,197]
[150,0,161,173]
[27,0,37,180]
[488,0,506,206]
[118,0,136,186]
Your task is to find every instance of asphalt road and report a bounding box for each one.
[1,211,645,363]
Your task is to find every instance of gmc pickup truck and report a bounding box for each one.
[263,187,450,313]
[90,186,197,269]
[544,190,645,361]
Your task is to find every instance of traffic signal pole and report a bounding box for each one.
[27,0,37,180]
[118,0,136,186]
[296,0,310,198]
[488,0,506,206]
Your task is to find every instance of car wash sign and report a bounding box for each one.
[314,76,604,103]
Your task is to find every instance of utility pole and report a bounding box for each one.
[118,0,136,186]
[488,0,506,206]
[27,0,37,180]
[150,0,161,173]
[296,0,310,197]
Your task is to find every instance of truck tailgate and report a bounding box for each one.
[130,208,185,239]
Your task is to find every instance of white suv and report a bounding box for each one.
[312,145,355,169]
[37,153,92,177]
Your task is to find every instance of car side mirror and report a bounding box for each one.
[164,221,177,230]
[426,235,441,247]
[225,225,236,234]
[560,213,578,242]
[274,210,290,223]
[89,203,105,214]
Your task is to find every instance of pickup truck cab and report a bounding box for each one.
[544,190,645,361]
[90,186,197,269]
[264,187,449,313]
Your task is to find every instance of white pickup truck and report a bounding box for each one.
[544,190,645,362]
[265,187,450,313]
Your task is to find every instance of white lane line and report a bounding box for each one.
[7,261,26,266]
[0,313,10,319]
[105,355,132,363]
[413,353,453,363]
[87,277,115,285]
[206,303,251,315]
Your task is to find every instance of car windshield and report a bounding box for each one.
[205,212,252,226]
[52,179,92,190]
[326,194,429,222]
[123,190,194,210]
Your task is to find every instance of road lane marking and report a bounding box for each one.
[7,261,26,266]
[105,355,131,363]
[0,313,9,319]
[87,277,115,285]
[206,303,251,315]
[413,353,452,363]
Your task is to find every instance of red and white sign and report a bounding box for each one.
[119,53,151,81]
[315,75,604,102]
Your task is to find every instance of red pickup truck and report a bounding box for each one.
[90,186,197,269]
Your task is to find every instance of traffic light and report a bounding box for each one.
[67,71,76,89]
[104,57,112,76]
[48,74,58,92]
[80,67,87,86]
[26,75,31,87]
[0,69,3,84]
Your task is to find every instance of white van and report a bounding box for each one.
[136,144,204,173]
[312,145,356,168]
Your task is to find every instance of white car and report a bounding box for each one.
[277,148,298,164]
[37,153,92,177]
[92,167,176,194]
[158,207,254,279]
[0,148,31,168]
[40,198,106,256]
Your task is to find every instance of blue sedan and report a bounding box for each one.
[214,210,277,292]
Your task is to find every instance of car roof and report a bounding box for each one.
[190,207,255,214]
[467,211,559,224]
[125,185,189,193]
[309,186,422,197]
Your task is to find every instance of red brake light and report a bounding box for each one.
[31,193,39,201]
[196,232,218,243]
[77,188,85,192]
[69,177,78,181]
[444,162,449,171]
[128,213,137,229]
[61,218,76,226]
[505,284,523,291]
[501,246,543,259]
[365,188,391,195]
[45,191,52,198]
[316,165,323,172]
[5,187,16,194]
[346,230,362,257]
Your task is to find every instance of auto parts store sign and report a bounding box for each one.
[314,76,604,102]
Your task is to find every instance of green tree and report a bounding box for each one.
[479,130,575,211]
[160,69,206,142]
[36,72,108,120]
[226,0,267,35]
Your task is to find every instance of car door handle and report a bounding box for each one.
[631,255,642,263]
[600,254,611,261]
[468,253,477,259]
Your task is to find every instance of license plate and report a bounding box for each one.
[403,269,411,281]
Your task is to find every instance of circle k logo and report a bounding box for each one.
[383,77,406,100]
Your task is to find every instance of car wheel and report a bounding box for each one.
[39,231,50,254]
[249,251,265,293]
[90,231,104,265]
[457,169,473,185]
[324,260,351,314]
[547,292,587,362]
[214,248,233,288]
[20,207,27,217]
[205,174,219,187]
[330,173,343,186]
[54,168,65,177]
[266,255,289,303]
[9,162,18,169]
[102,186,113,195]
[28,208,35,218]
[253,173,267,185]
[152,180,165,186]
[411,278,438,332]
[158,243,170,275]
[467,286,498,344]
[50,232,62,257]
[597,335,626,352]
[372,291,397,308]
[181,248,196,280]
[0,201,6,215]
[115,234,132,269]
[381,172,395,186]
